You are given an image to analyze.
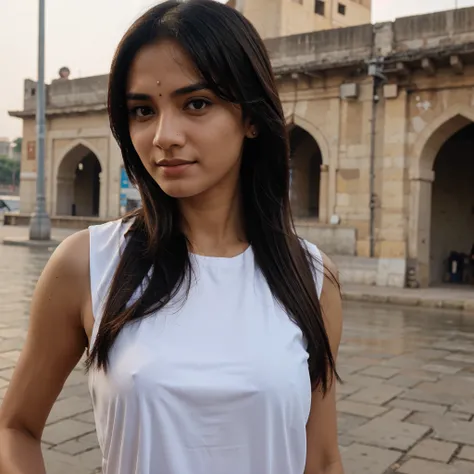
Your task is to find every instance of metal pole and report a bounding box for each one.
[369,75,377,258]
[29,0,51,240]
[367,58,385,259]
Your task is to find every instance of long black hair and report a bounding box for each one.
[86,0,340,393]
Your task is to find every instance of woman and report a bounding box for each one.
[0,1,344,473]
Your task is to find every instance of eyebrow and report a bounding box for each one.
[126,82,209,101]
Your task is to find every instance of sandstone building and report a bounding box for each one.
[231,0,371,38]
[9,6,474,289]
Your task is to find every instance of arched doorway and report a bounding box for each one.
[289,125,322,218]
[430,123,474,285]
[56,144,101,217]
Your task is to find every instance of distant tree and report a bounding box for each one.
[13,137,22,154]
[0,156,20,186]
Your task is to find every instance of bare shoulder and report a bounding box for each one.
[48,229,90,279]
[39,229,92,328]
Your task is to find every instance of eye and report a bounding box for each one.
[186,99,211,111]
[129,106,154,119]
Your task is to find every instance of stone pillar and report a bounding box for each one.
[108,135,122,218]
[408,168,435,288]
[379,88,408,259]
[56,176,74,215]
[46,136,54,216]
[319,164,329,223]
[99,171,108,219]
[19,172,37,214]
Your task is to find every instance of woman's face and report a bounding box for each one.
[126,39,255,199]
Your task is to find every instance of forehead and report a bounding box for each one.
[127,40,201,90]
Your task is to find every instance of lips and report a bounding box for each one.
[156,159,196,178]
[157,159,196,167]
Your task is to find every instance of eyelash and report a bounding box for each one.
[186,98,212,111]
[129,106,153,119]
[128,98,212,120]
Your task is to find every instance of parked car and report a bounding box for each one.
[0,196,20,222]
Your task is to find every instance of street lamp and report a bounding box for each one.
[29,0,51,240]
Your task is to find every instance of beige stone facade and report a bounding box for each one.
[10,7,474,289]
[237,0,371,39]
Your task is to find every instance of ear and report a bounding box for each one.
[244,118,258,139]
[246,129,258,139]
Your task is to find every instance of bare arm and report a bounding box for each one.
[0,230,91,473]
[305,254,344,474]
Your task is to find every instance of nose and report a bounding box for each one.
[152,113,185,151]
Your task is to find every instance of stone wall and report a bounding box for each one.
[243,0,370,40]
[48,75,108,110]
[267,6,474,73]
[332,0,371,28]
[333,255,407,287]
[393,8,474,53]
[296,222,357,256]
[22,76,108,113]
[266,23,373,73]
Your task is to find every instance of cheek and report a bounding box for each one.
[196,118,245,167]
[130,126,153,164]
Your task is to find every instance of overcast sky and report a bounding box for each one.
[0,0,470,140]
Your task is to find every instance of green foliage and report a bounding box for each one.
[13,138,22,154]
[0,156,20,185]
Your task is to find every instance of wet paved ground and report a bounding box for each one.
[1,239,474,473]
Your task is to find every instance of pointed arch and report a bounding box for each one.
[286,113,330,166]
[58,139,105,174]
[55,140,103,217]
[411,104,474,178]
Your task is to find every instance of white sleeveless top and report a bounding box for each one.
[88,219,324,474]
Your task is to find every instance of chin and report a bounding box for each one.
[157,180,205,199]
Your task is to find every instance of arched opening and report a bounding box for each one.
[289,125,322,219]
[430,122,474,285]
[56,144,101,217]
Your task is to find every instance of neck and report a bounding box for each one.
[179,183,247,257]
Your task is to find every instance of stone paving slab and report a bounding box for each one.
[347,384,405,405]
[347,416,431,451]
[1,233,474,472]
[337,400,390,418]
[458,446,474,462]
[397,458,474,474]
[408,439,458,463]
[341,443,403,474]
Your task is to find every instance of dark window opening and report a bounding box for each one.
[315,0,325,15]
[338,3,346,14]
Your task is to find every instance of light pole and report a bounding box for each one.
[29,0,51,240]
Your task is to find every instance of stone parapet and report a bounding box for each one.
[266,24,373,74]
[267,6,474,74]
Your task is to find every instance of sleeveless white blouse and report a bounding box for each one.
[88,219,324,474]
